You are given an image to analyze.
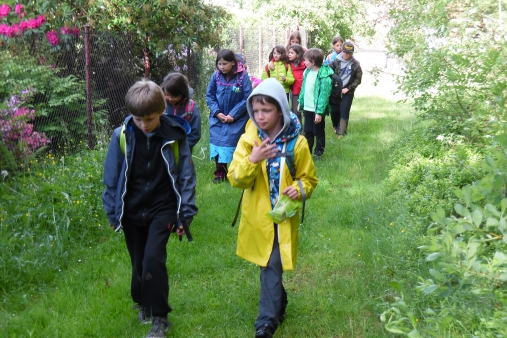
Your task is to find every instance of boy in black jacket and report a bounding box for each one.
[102,79,198,338]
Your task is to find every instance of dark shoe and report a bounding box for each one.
[146,316,172,338]
[313,151,323,160]
[255,324,274,338]
[213,177,225,183]
[134,304,151,324]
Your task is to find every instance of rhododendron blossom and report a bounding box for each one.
[14,4,24,18]
[46,29,59,46]
[0,4,10,19]
[0,89,50,159]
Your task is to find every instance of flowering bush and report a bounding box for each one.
[0,3,79,48]
[0,89,50,160]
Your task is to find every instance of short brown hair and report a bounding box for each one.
[125,79,165,117]
[304,48,324,67]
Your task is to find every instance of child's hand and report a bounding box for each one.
[268,61,275,71]
[280,75,286,82]
[249,138,278,164]
[282,186,298,200]
[314,114,323,124]
[226,115,234,123]
[217,112,228,123]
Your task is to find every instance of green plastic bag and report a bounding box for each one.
[267,195,302,223]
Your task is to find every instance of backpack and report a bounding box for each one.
[119,124,179,166]
[231,136,307,226]
[176,100,195,122]
[214,70,246,92]
[264,63,289,78]
[329,71,343,106]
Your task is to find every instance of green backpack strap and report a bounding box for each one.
[119,123,179,166]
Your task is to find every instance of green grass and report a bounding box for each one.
[1,95,415,337]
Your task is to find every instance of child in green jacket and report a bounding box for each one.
[298,48,333,158]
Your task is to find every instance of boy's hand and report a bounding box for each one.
[226,115,234,123]
[249,138,277,164]
[216,112,228,123]
[282,186,298,200]
[314,114,323,124]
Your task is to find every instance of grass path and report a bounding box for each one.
[3,95,415,337]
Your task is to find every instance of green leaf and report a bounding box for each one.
[421,284,438,294]
[502,199,507,215]
[390,281,402,293]
[426,252,441,261]
[493,252,507,266]
[454,204,469,217]
[407,329,422,338]
[429,269,445,280]
[471,209,483,227]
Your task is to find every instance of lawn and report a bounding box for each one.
[0,95,415,337]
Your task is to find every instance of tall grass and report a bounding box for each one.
[1,95,415,337]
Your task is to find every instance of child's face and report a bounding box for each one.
[290,38,300,46]
[272,49,282,61]
[217,58,235,75]
[252,100,283,136]
[332,41,343,53]
[304,58,315,69]
[164,91,183,106]
[133,111,163,134]
[287,49,297,61]
[342,51,353,61]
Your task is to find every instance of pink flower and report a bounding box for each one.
[14,4,24,18]
[46,30,60,46]
[60,26,81,37]
[36,14,45,27]
[0,24,8,36]
[27,18,38,29]
[19,20,28,31]
[0,4,11,19]
[8,23,21,37]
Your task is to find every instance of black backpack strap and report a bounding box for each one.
[231,191,244,227]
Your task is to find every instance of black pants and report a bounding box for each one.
[256,225,286,331]
[331,91,355,130]
[123,214,175,317]
[303,110,326,154]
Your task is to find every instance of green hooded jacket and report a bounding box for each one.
[298,65,333,116]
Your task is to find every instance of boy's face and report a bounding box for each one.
[252,100,283,136]
[342,51,353,61]
[332,41,343,53]
[304,58,316,70]
[133,111,163,134]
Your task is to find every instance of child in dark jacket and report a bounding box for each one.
[102,79,198,338]
[161,72,202,153]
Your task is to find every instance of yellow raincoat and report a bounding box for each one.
[228,121,318,271]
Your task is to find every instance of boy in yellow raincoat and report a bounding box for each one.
[228,78,318,338]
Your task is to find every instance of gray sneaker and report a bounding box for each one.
[145,316,172,338]
[133,304,151,324]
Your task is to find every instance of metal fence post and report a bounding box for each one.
[84,24,94,150]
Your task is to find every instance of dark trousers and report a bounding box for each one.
[331,91,355,134]
[123,214,174,317]
[303,110,326,154]
[214,155,228,179]
[256,226,286,331]
[291,94,302,126]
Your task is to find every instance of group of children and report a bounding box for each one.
[102,31,362,338]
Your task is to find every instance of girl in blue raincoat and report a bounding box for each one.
[206,49,253,183]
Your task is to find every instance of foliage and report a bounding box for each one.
[0,49,108,154]
[0,149,106,295]
[382,127,507,337]
[0,88,50,161]
[0,131,17,173]
[246,0,370,50]
[384,124,486,223]
[376,0,507,141]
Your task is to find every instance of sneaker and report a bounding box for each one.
[133,304,151,324]
[255,324,274,338]
[213,177,225,183]
[313,152,323,160]
[146,316,172,338]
